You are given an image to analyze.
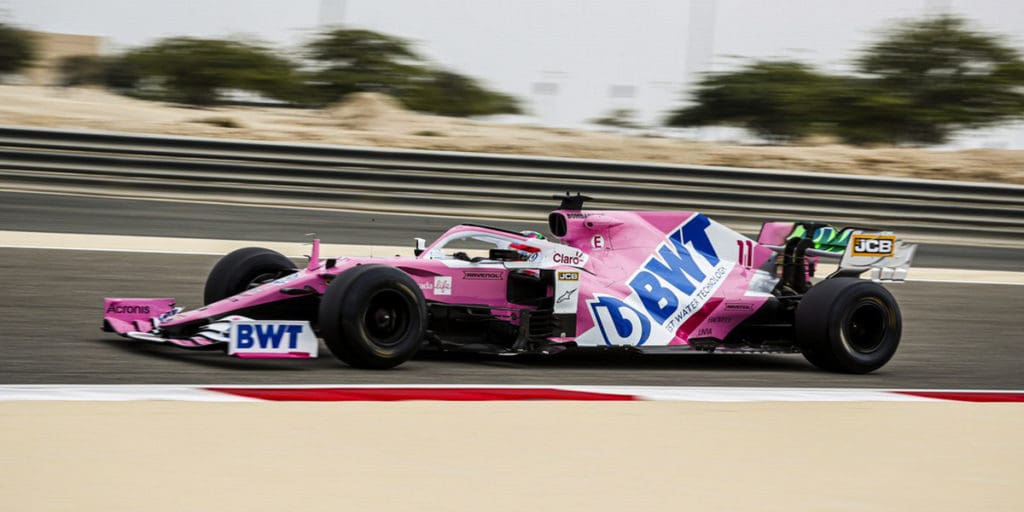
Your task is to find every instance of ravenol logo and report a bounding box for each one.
[588,215,728,346]
[229,321,318,357]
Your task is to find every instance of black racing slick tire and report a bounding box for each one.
[795,278,902,374]
[203,247,297,305]
[318,264,427,369]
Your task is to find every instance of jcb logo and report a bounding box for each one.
[851,234,896,257]
[557,271,579,281]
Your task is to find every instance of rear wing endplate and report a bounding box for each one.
[834,231,916,282]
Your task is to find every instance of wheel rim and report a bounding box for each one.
[842,298,888,354]
[362,289,413,347]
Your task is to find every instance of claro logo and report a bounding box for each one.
[106,304,151,314]
[552,252,583,265]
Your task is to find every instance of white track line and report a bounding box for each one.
[0,230,411,257]
[903,278,1024,286]
[0,385,249,402]
[0,385,1021,402]
[1,230,1021,285]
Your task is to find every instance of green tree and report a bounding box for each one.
[848,15,1024,144]
[666,16,1024,145]
[122,37,299,105]
[0,23,36,76]
[57,55,107,86]
[305,28,520,115]
[305,28,423,104]
[404,69,521,116]
[666,61,836,141]
[102,52,145,90]
[590,108,642,129]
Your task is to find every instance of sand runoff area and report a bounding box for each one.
[1,400,1021,511]
[1,85,1022,185]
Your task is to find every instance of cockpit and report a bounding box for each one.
[418,225,543,263]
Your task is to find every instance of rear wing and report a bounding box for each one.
[834,232,916,282]
[763,226,916,284]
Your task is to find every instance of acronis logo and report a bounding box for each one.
[589,214,729,346]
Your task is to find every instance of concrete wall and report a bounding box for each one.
[22,31,104,86]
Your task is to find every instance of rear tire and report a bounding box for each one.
[795,278,901,374]
[319,265,427,369]
[203,247,297,305]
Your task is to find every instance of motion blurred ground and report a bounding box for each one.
[2,85,1022,184]
[2,401,1021,512]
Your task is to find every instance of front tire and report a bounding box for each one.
[203,247,297,305]
[795,278,902,374]
[319,265,427,369]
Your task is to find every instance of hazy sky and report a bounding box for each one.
[5,0,1024,127]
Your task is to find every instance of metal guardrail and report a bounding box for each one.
[0,125,1022,245]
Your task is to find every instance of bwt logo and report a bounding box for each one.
[590,296,651,345]
[229,320,317,357]
[589,215,724,346]
[235,324,304,350]
[851,234,896,257]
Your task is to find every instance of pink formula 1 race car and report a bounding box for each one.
[102,194,916,373]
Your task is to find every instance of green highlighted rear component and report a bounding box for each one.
[787,224,852,253]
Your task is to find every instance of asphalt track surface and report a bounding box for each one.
[1,190,1021,271]
[1,245,1021,388]
[1,190,1022,388]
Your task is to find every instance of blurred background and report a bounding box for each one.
[1,0,1023,151]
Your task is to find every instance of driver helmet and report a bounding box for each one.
[520,230,546,240]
